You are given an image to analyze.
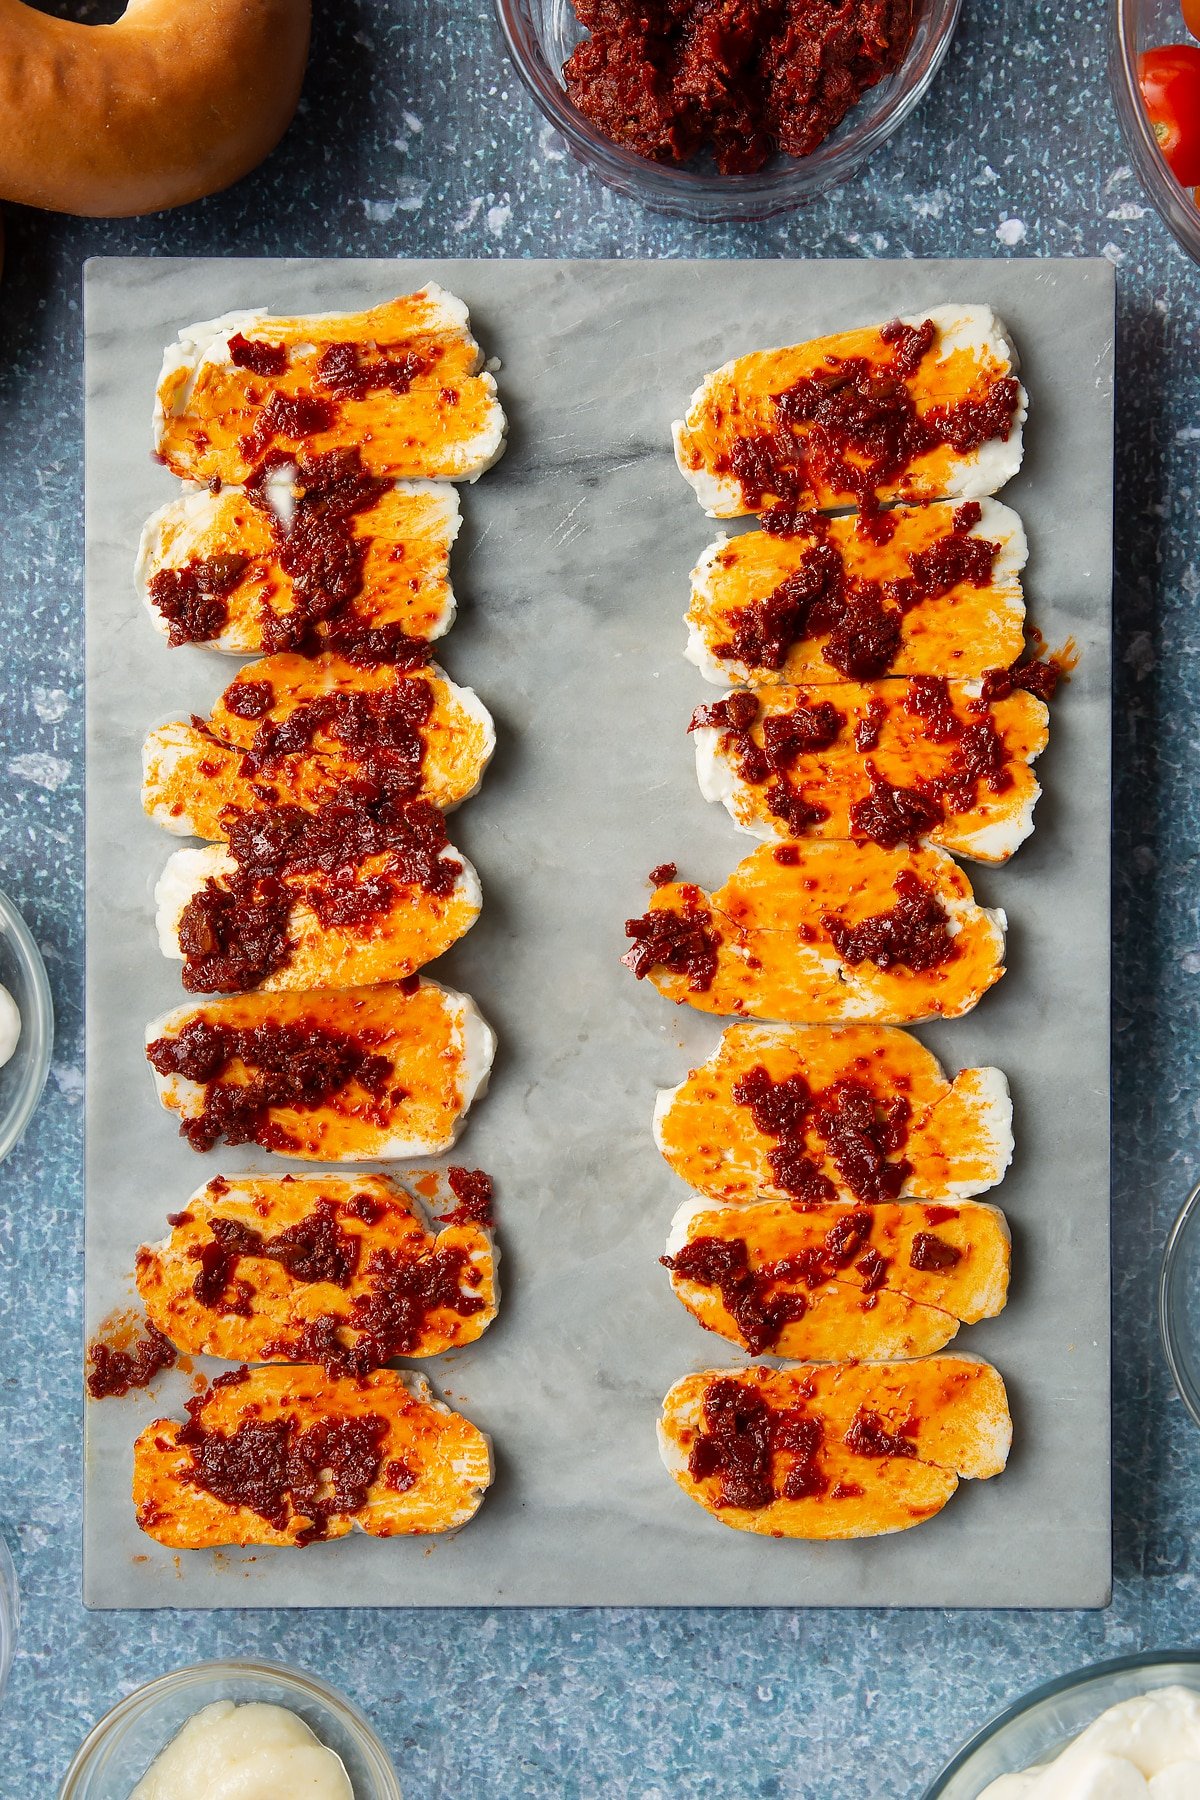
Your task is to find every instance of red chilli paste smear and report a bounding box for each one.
[714,499,1003,683]
[145,1018,393,1154]
[732,1062,911,1204]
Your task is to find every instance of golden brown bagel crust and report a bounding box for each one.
[0,0,311,217]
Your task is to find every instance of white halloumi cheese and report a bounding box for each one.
[136,1172,499,1366]
[153,837,482,992]
[144,980,495,1161]
[154,286,507,485]
[689,673,1048,864]
[684,497,1029,688]
[658,1358,1011,1538]
[673,304,1026,518]
[652,1021,1014,1205]
[624,841,1006,1025]
[136,476,461,655]
[142,656,495,837]
[134,1365,494,1548]
[662,1192,1011,1359]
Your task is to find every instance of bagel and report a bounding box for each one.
[0,0,311,217]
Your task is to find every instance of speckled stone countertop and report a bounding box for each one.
[0,0,1196,1793]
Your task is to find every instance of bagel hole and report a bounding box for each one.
[32,0,128,21]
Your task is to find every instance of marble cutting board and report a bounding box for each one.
[83,257,1113,1609]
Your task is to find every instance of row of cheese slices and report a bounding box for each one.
[634,306,1035,1539]
[120,290,518,1549]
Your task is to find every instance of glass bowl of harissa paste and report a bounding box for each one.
[495,0,963,221]
[922,1652,1200,1798]
[58,1661,402,1800]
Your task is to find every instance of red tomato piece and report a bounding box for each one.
[1184,0,1200,43]
[1138,45,1200,185]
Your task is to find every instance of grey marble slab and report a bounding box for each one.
[83,255,1113,1610]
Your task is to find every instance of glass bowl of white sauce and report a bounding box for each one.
[923,1653,1200,1797]
[0,889,53,1165]
[59,1661,402,1800]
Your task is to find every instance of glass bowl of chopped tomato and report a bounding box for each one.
[495,0,964,220]
[1111,0,1200,260]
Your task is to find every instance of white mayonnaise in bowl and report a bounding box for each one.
[58,1660,402,1800]
[923,1654,1200,1798]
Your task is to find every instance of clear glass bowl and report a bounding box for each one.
[1110,0,1200,263]
[1160,1173,1200,1426]
[923,1652,1200,1797]
[59,1661,403,1800]
[495,0,963,221]
[0,890,53,1166]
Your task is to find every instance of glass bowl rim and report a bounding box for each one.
[1159,1172,1200,1428]
[493,0,964,217]
[58,1657,403,1799]
[1109,0,1200,265]
[921,1649,1200,1796]
[0,887,54,1166]
[0,1534,17,1707]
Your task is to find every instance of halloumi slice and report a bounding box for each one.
[134,1365,492,1548]
[654,1022,1012,1206]
[154,834,481,994]
[663,1195,1010,1358]
[691,677,1047,863]
[624,842,1005,1024]
[143,657,495,840]
[137,477,460,656]
[674,305,1025,518]
[686,498,1027,687]
[145,980,495,1160]
[154,287,507,485]
[658,1358,1011,1538]
[137,1174,497,1368]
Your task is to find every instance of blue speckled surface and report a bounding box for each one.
[0,0,1196,1791]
